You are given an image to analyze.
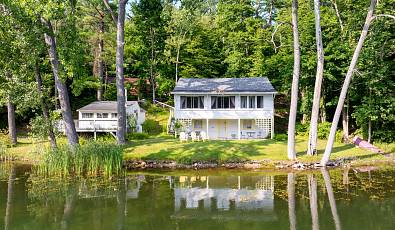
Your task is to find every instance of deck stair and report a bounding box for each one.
[153,100,175,134]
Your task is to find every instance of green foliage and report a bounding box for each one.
[274,133,287,141]
[317,122,332,140]
[28,114,59,140]
[142,119,162,135]
[126,132,149,140]
[36,142,123,177]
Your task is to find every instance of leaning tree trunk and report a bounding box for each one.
[287,0,301,160]
[321,168,341,230]
[43,19,79,146]
[150,27,156,102]
[97,18,105,101]
[287,173,297,230]
[308,0,325,156]
[321,0,377,165]
[341,97,349,142]
[115,0,128,145]
[35,63,57,149]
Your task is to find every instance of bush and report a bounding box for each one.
[274,133,287,141]
[127,132,149,140]
[317,122,331,139]
[37,142,123,177]
[142,119,162,135]
[296,122,310,136]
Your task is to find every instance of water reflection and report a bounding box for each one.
[1,164,394,230]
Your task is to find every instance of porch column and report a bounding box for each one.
[206,118,209,139]
[238,119,241,140]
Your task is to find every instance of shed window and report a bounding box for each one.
[211,96,235,109]
[82,113,93,119]
[180,96,204,109]
[111,113,117,118]
[257,96,264,108]
[97,113,109,118]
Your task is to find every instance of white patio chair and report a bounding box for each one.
[200,131,209,141]
[191,131,199,142]
[179,132,188,142]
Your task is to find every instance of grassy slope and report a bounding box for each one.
[123,136,393,164]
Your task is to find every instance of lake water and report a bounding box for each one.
[0,163,394,230]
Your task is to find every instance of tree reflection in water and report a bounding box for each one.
[1,164,394,229]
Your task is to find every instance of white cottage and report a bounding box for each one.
[73,101,145,135]
[171,77,276,139]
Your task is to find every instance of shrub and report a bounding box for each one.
[127,132,149,140]
[296,122,310,136]
[37,142,123,177]
[142,119,162,135]
[317,122,331,139]
[274,133,287,141]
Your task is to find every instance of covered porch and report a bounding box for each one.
[177,118,274,140]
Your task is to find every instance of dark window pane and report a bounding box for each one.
[211,96,217,109]
[193,97,198,108]
[241,96,247,108]
[224,97,229,108]
[257,96,264,108]
[187,97,192,108]
[249,96,255,108]
[230,96,235,108]
[199,96,204,108]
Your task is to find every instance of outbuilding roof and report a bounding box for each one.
[77,101,139,112]
[172,77,276,93]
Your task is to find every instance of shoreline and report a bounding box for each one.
[123,154,395,170]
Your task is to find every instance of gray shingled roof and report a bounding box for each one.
[78,101,138,111]
[172,77,276,93]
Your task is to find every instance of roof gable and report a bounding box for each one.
[172,77,276,93]
[77,101,138,111]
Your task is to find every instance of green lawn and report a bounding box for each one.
[123,136,392,164]
[3,135,393,166]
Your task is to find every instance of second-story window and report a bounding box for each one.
[211,96,235,109]
[82,113,93,119]
[181,96,204,109]
[257,96,264,108]
[97,113,109,118]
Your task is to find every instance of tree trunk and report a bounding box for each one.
[320,94,326,123]
[4,165,16,230]
[97,18,105,101]
[150,27,156,102]
[35,63,57,149]
[301,88,308,124]
[115,0,128,145]
[43,19,79,147]
[321,169,341,230]
[341,97,349,142]
[367,119,372,143]
[287,173,297,230]
[175,44,180,82]
[322,0,377,166]
[331,0,344,32]
[287,0,301,160]
[308,174,319,230]
[7,95,17,146]
[308,0,325,156]
[6,73,17,145]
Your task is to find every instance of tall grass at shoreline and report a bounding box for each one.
[36,142,123,177]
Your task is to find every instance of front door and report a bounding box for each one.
[218,120,227,139]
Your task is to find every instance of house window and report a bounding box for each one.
[81,113,93,119]
[243,120,253,129]
[211,96,235,109]
[241,96,248,108]
[194,120,203,129]
[111,113,117,118]
[249,96,256,108]
[180,96,204,109]
[97,113,109,118]
[257,96,264,108]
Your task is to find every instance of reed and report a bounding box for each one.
[37,142,123,177]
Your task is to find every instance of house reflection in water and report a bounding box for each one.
[172,175,275,220]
